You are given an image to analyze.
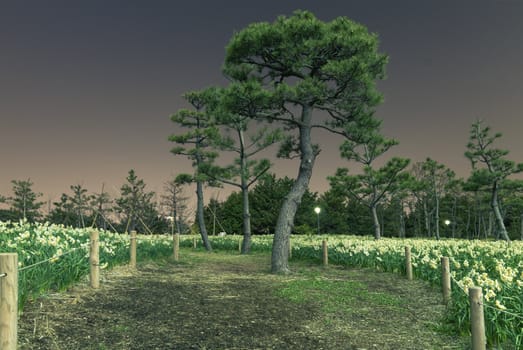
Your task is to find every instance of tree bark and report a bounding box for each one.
[487,211,494,239]
[238,129,253,254]
[371,204,381,240]
[423,201,431,238]
[241,182,252,254]
[465,206,471,240]
[491,182,510,242]
[196,180,212,251]
[434,191,440,240]
[399,201,405,238]
[271,106,315,274]
[451,195,457,238]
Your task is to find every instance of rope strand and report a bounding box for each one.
[18,246,86,272]
[449,270,523,320]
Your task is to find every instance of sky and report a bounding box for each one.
[1,0,522,211]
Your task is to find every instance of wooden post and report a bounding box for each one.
[441,257,451,305]
[405,246,412,280]
[90,230,100,289]
[322,240,328,266]
[0,253,18,350]
[239,238,242,253]
[130,230,137,268]
[173,233,180,262]
[469,287,486,350]
[193,236,197,249]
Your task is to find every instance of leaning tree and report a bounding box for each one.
[465,120,523,242]
[223,10,388,273]
[170,91,220,251]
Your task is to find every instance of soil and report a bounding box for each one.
[18,251,469,350]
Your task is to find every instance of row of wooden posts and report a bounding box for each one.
[224,237,487,349]
[320,240,487,350]
[2,235,487,350]
[0,230,182,350]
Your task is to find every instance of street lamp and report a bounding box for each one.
[314,207,321,235]
[444,219,451,238]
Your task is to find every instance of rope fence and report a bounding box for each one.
[418,248,523,349]
[448,267,523,320]
[414,247,523,349]
[18,246,85,272]
[316,240,520,350]
[483,302,523,320]
[2,235,520,349]
[0,229,175,350]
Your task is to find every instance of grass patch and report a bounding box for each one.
[276,269,404,315]
[19,249,469,350]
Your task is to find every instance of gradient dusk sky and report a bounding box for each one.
[1,0,522,208]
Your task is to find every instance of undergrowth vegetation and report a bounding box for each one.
[1,221,521,347]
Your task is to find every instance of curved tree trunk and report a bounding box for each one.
[398,200,405,238]
[487,211,494,239]
[434,193,440,240]
[238,129,252,254]
[423,201,431,237]
[451,195,457,238]
[371,204,381,240]
[196,180,212,251]
[271,106,315,274]
[491,182,510,242]
[241,182,252,254]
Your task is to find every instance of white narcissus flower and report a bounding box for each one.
[484,289,496,302]
[495,300,507,311]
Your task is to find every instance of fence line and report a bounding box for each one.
[315,242,519,348]
[17,246,85,272]
[130,230,137,268]
[16,230,140,274]
[449,274,469,294]
[0,253,18,350]
[483,302,523,320]
[90,230,100,288]
[469,286,486,350]
[1,229,181,350]
[3,234,521,348]
[448,272,523,320]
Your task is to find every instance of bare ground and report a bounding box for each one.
[18,250,469,349]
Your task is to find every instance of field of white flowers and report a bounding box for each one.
[2,222,521,347]
[0,220,174,308]
[285,235,523,348]
[183,233,522,346]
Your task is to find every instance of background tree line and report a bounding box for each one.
[202,154,523,242]
[0,170,191,235]
[2,122,522,243]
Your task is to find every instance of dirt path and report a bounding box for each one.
[18,251,468,349]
